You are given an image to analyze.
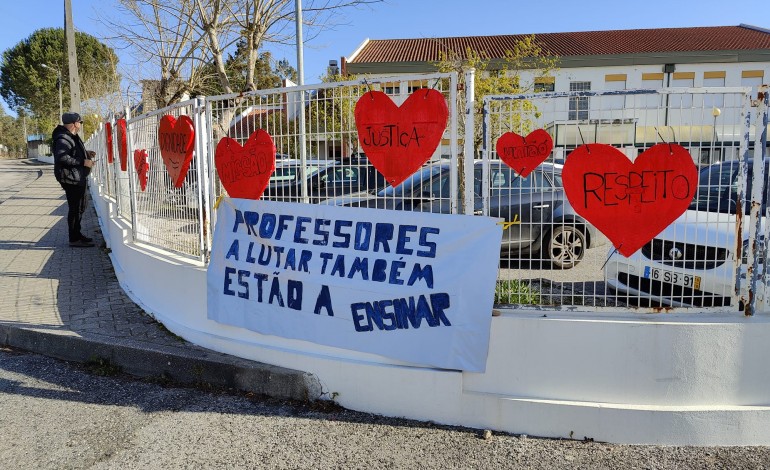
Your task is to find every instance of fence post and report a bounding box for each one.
[449,72,459,215]
[463,68,476,216]
[747,85,769,315]
[123,106,138,240]
[195,96,212,262]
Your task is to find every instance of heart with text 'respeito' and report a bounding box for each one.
[354,89,449,186]
[158,115,195,188]
[214,129,276,200]
[562,143,697,257]
[496,129,553,177]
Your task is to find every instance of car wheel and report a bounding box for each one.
[546,225,586,269]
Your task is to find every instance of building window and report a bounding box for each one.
[669,72,694,108]
[703,72,726,108]
[408,80,428,94]
[742,71,764,103]
[641,73,664,108]
[381,82,398,95]
[534,77,555,93]
[604,74,626,110]
[569,81,590,120]
[699,148,722,166]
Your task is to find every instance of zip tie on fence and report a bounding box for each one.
[214,194,225,210]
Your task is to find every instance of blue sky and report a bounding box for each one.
[1,0,767,115]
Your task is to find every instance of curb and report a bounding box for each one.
[0,324,323,402]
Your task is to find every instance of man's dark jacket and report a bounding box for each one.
[53,125,90,186]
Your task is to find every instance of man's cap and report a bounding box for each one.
[62,112,82,124]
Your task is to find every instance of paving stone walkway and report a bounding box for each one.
[0,159,317,400]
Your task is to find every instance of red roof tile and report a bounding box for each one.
[348,25,770,63]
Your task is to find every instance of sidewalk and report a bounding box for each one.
[0,159,318,401]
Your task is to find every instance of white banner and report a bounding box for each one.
[207,199,502,372]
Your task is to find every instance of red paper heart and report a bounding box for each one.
[116,118,128,172]
[496,129,553,177]
[562,143,697,257]
[133,149,149,191]
[105,122,114,163]
[354,89,448,186]
[158,115,195,188]
[215,129,276,200]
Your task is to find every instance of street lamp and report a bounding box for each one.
[711,106,721,164]
[41,64,63,124]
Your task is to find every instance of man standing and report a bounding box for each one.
[53,112,95,247]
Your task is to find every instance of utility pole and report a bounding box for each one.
[295,0,308,201]
[64,0,82,113]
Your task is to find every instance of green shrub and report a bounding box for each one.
[494,279,539,305]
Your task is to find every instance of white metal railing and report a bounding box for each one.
[126,99,207,260]
[85,79,769,314]
[482,87,769,312]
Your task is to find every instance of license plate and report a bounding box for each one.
[643,266,701,290]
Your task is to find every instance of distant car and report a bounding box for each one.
[264,157,387,203]
[605,159,768,307]
[326,161,604,269]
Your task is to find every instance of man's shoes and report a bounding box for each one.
[78,234,93,243]
[69,239,95,247]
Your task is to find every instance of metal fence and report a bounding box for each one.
[483,86,768,312]
[125,99,208,259]
[84,75,769,313]
[203,72,459,211]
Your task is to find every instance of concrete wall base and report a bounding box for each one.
[91,185,770,446]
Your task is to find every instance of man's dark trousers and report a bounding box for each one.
[61,182,86,242]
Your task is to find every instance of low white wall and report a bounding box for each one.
[91,185,770,446]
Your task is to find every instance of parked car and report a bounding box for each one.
[605,159,768,307]
[264,156,387,203]
[326,161,604,269]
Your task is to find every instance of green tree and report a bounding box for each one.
[434,36,559,208]
[435,35,559,152]
[191,45,295,96]
[0,107,26,158]
[307,70,365,159]
[0,28,118,125]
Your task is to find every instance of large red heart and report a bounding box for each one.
[496,129,553,177]
[158,115,195,188]
[354,89,448,186]
[105,122,114,163]
[116,118,128,172]
[214,129,276,200]
[562,143,697,257]
[133,149,149,192]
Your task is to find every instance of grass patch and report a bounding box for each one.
[494,280,539,305]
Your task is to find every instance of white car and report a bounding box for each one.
[605,209,740,308]
[605,159,767,308]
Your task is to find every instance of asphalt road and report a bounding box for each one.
[2,347,770,470]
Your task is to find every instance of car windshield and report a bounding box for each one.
[689,162,739,213]
[378,165,447,197]
[269,165,322,184]
[687,161,770,214]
